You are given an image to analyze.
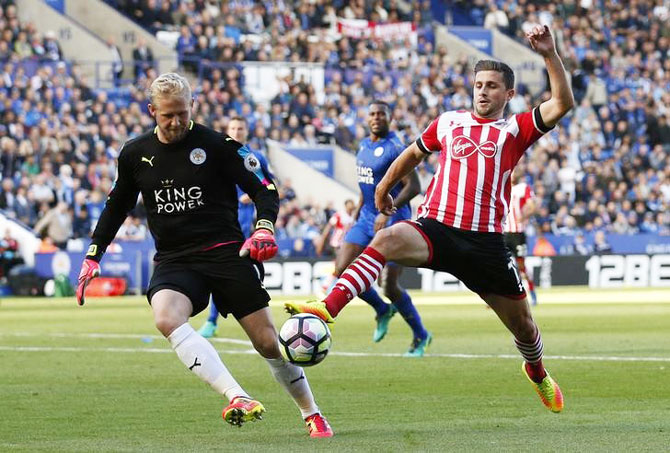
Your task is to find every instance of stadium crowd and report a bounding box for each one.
[0,0,669,267]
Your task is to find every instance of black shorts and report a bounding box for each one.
[403,218,526,299]
[146,244,270,319]
[503,232,527,258]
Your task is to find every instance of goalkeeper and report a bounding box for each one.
[75,72,332,438]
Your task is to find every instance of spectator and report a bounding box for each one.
[584,72,608,115]
[572,232,593,256]
[116,215,147,241]
[593,230,612,254]
[0,179,15,211]
[483,4,509,33]
[657,116,670,150]
[43,30,62,61]
[106,36,124,85]
[132,37,154,80]
[33,202,72,249]
[72,204,91,239]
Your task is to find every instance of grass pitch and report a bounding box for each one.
[1,288,669,452]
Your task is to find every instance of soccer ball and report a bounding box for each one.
[278,314,332,367]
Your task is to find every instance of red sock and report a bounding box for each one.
[525,360,547,383]
[323,247,386,317]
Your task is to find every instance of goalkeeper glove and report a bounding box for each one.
[76,258,100,306]
[239,220,278,262]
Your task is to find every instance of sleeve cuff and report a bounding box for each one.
[255,219,274,234]
[85,243,104,262]
[533,107,554,134]
[415,138,431,155]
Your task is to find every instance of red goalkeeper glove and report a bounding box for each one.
[239,220,278,262]
[76,258,100,306]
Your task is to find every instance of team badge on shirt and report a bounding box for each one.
[190,148,207,165]
[374,146,384,157]
[244,154,260,172]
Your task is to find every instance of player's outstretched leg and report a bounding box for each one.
[198,298,219,338]
[286,223,431,323]
[240,307,334,437]
[484,293,563,412]
[285,246,387,322]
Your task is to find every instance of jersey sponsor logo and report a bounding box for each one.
[142,156,155,167]
[154,185,205,214]
[244,154,260,172]
[189,148,206,165]
[450,135,498,160]
[357,166,374,184]
[373,146,384,157]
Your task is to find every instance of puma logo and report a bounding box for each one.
[142,156,155,167]
[290,373,305,384]
[189,357,201,370]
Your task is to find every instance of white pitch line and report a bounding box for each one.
[0,344,669,363]
[5,332,252,346]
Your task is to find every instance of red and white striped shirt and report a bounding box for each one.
[329,210,354,248]
[416,108,550,233]
[504,182,534,233]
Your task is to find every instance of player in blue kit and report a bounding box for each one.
[329,101,432,356]
[198,116,273,338]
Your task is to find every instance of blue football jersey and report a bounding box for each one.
[356,131,410,220]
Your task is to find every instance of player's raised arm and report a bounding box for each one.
[374,142,425,215]
[528,25,575,127]
[77,148,140,305]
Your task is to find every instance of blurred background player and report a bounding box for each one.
[324,100,431,356]
[76,73,332,437]
[315,199,356,258]
[198,116,274,338]
[288,25,573,413]
[503,165,538,305]
[314,198,355,292]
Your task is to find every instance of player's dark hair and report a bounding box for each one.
[474,60,515,89]
[369,100,391,114]
[229,116,248,125]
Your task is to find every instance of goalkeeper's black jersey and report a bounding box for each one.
[90,122,278,261]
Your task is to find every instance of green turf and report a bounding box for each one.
[1,290,669,452]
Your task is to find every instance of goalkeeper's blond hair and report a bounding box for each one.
[148,72,192,105]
